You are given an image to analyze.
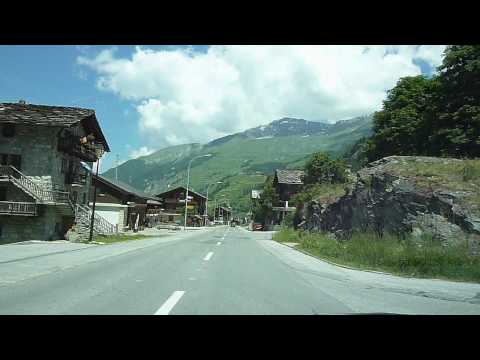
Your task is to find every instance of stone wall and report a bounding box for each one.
[0,206,65,244]
[0,123,94,243]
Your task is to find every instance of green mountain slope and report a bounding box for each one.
[103,115,372,216]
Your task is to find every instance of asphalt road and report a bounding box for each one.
[1,226,480,315]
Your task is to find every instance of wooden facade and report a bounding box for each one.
[155,186,207,226]
[91,175,162,231]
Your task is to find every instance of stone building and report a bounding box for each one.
[0,101,113,244]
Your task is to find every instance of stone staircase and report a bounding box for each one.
[1,165,117,241]
[0,165,69,204]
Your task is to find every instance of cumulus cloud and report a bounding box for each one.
[129,146,155,159]
[78,45,446,147]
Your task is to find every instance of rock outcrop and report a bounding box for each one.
[305,156,480,247]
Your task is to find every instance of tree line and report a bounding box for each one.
[364,45,480,163]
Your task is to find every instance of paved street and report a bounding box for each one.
[1,226,480,315]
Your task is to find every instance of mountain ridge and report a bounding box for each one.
[103,115,373,215]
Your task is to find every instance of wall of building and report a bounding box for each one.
[0,123,96,243]
[0,205,66,244]
[0,123,92,204]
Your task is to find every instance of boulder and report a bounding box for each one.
[306,156,480,247]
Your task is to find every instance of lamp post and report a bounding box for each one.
[214,194,226,223]
[204,181,222,226]
[184,154,212,230]
[216,198,230,225]
[88,145,105,243]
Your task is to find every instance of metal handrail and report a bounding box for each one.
[0,201,37,215]
[0,165,69,203]
[75,203,116,234]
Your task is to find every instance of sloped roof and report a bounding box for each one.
[155,185,207,200]
[0,102,110,151]
[275,169,305,185]
[95,174,159,201]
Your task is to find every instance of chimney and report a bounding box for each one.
[18,99,26,105]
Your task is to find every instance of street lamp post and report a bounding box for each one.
[205,181,222,226]
[216,198,230,225]
[214,194,226,223]
[184,154,212,230]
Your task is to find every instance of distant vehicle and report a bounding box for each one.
[253,223,263,231]
[230,221,236,227]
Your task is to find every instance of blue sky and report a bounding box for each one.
[0,45,445,172]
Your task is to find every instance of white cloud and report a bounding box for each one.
[78,45,446,147]
[129,146,155,159]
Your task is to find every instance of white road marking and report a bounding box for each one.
[155,291,186,315]
[216,241,222,245]
[204,252,214,261]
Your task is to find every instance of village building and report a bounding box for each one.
[271,169,305,225]
[214,205,232,225]
[155,186,207,226]
[0,101,113,244]
[90,174,163,231]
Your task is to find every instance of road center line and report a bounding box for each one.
[204,251,214,261]
[155,290,185,315]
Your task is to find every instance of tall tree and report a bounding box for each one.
[252,176,279,226]
[429,45,480,157]
[366,75,436,162]
[304,151,347,184]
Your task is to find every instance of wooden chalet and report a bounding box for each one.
[155,186,207,226]
[91,174,162,231]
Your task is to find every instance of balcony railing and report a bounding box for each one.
[0,201,37,216]
[58,133,99,162]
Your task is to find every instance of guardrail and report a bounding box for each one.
[75,203,116,234]
[0,201,37,216]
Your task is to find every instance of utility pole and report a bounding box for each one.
[184,154,212,230]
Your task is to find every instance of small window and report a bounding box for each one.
[82,193,86,204]
[2,124,15,138]
[0,224,3,238]
[0,188,6,201]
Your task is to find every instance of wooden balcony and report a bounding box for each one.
[58,133,99,162]
[0,201,37,216]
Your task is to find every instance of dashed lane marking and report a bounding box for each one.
[155,291,186,315]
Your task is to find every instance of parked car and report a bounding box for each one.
[253,223,263,231]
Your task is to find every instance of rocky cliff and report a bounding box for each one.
[305,156,480,248]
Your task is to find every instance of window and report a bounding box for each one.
[0,154,22,170]
[72,191,78,204]
[0,187,6,201]
[2,124,15,137]
[82,192,86,204]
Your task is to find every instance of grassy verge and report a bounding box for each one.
[273,228,480,283]
[91,234,151,245]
